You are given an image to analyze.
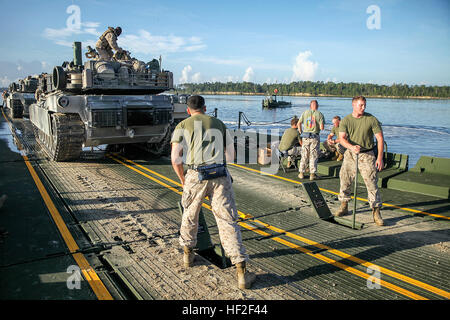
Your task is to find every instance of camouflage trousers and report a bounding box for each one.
[287,146,302,157]
[338,150,382,208]
[180,169,248,265]
[323,141,345,154]
[299,137,320,173]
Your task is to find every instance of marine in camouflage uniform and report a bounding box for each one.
[323,115,345,160]
[335,96,385,226]
[298,100,325,180]
[95,26,123,61]
[278,117,302,166]
[171,95,255,289]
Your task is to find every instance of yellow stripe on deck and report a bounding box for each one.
[229,163,450,220]
[2,110,113,300]
[109,154,450,300]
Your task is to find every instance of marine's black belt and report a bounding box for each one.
[187,163,226,171]
[301,132,319,139]
[188,163,228,181]
[359,148,375,153]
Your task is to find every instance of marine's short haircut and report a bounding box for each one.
[352,95,366,103]
[291,117,299,126]
[187,95,205,110]
[310,100,319,107]
[332,115,341,121]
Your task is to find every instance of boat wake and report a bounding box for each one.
[382,124,450,137]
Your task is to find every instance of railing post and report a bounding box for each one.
[353,153,359,229]
[238,111,242,130]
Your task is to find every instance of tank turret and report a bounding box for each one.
[4,76,38,118]
[37,42,173,96]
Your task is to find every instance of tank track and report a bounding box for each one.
[11,99,23,118]
[33,113,85,161]
[146,123,174,157]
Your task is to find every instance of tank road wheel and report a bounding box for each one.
[37,113,85,161]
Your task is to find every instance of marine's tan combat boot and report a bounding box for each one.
[335,201,348,217]
[236,261,256,289]
[287,156,292,168]
[310,173,319,180]
[183,246,195,267]
[372,207,384,226]
[298,172,304,179]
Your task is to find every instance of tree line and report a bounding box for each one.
[177,81,450,98]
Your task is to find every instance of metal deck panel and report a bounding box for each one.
[2,113,449,300]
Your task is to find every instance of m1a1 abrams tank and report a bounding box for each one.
[30,41,180,161]
[4,76,38,118]
[166,93,190,125]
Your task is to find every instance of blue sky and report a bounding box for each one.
[1,0,449,87]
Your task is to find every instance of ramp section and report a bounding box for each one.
[388,156,450,198]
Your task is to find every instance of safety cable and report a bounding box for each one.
[237,112,294,128]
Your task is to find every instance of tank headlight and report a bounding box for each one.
[58,96,70,107]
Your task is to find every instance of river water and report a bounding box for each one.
[2,95,449,167]
[202,95,450,167]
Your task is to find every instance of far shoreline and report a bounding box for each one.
[177,91,449,100]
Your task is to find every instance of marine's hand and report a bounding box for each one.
[352,145,361,154]
[376,157,384,172]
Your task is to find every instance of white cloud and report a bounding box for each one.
[43,21,101,48]
[179,65,192,83]
[119,30,206,55]
[193,56,243,66]
[243,67,254,82]
[41,61,50,70]
[180,65,192,83]
[178,65,202,84]
[226,75,238,82]
[45,17,206,57]
[291,51,318,81]
[1,76,12,87]
[206,75,238,82]
[191,72,201,83]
